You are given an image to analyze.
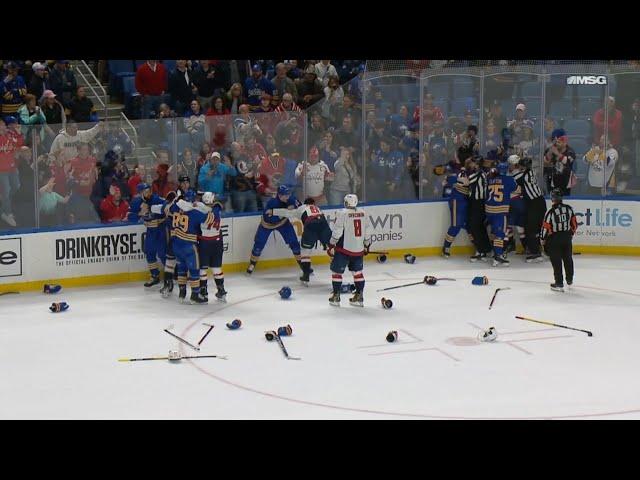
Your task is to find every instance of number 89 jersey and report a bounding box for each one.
[485,174,518,215]
[330,207,369,256]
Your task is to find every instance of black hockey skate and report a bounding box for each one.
[349,291,364,307]
[201,285,208,302]
[329,292,341,307]
[469,252,487,263]
[190,291,208,304]
[526,254,544,263]
[178,285,187,302]
[160,278,174,298]
[215,287,227,303]
[246,261,256,275]
[442,247,450,258]
[299,271,310,285]
[550,283,564,292]
[144,276,160,288]
[492,254,510,267]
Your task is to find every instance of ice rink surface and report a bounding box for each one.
[2,254,640,420]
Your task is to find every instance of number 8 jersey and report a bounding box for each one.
[330,206,370,256]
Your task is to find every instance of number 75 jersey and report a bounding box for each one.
[330,207,370,256]
[485,175,518,215]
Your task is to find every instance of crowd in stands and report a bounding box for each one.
[3,59,640,231]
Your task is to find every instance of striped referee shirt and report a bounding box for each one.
[541,202,577,241]
[513,169,543,200]
[467,170,487,200]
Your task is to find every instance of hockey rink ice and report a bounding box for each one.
[1,254,640,420]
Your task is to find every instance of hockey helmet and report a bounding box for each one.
[136,182,150,193]
[519,156,532,169]
[497,162,509,176]
[183,189,196,202]
[507,154,520,165]
[202,192,215,205]
[277,185,291,197]
[178,175,190,184]
[344,194,358,208]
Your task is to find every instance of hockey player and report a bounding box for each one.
[159,175,191,297]
[171,189,212,304]
[194,192,227,302]
[246,184,304,275]
[485,162,518,266]
[505,155,527,255]
[327,194,371,307]
[128,183,166,287]
[442,164,469,257]
[268,197,333,285]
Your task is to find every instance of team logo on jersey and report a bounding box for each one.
[0,237,22,277]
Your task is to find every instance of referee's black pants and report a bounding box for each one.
[525,196,546,255]
[468,199,492,254]
[544,231,574,286]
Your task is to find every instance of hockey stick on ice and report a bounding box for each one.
[197,323,215,346]
[118,354,227,362]
[0,291,19,296]
[516,316,593,337]
[163,328,200,351]
[376,276,456,292]
[489,287,511,310]
[275,334,301,360]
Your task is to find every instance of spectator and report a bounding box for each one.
[230,155,258,212]
[198,151,237,197]
[508,103,534,142]
[67,142,99,222]
[593,96,623,147]
[255,92,274,113]
[177,148,197,181]
[517,125,537,157]
[307,111,326,148]
[66,86,98,124]
[583,134,618,195]
[295,146,333,205]
[367,119,389,153]
[233,104,262,146]
[100,121,134,158]
[205,96,230,117]
[1,61,27,116]
[127,163,146,197]
[197,141,212,170]
[321,75,344,122]
[184,99,207,150]
[369,137,406,200]
[49,120,102,162]
[426,120,451,167]
[273,117,301,159]
[413,93,445,129]
[284,60,302,80]
[40,89,66,134]
[483,119,500,152]
[192,60,226,110]
[257,151,285,204]
[486,100,507,132]
[28,62,49,100]
[244,64,274,111]
[274,92,303,124]
[135,60,168,119]
[99,185,129,223]
[317,130,338,171]
[18,93,47,141]
[333,115,359,158]
[49,151,70,198]
[211,123,229,151]
[264,133,277,154]
[400,124,420,157]
[245,134,268,164]
[544,128,577,195]
[329,146,360,205]
[315,60,338,88]
[48,60,77,107]
[544,117,557,150]
[271,62,298,107]
[38,176,70,227]
[11,146,37,227]
[0,118,20,226]
[295,66,324,109]
[331,94,360,131]
[152,163,176,197]
[224,82,245,114]
[168,60,197,116]
[389,105,413,140]
[347,64,366,103]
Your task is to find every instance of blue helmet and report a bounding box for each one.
[183,189,196,202]
[279,286,292,299]
[136,182,150,193]
[277,185,291,196]
[497,162,509,176]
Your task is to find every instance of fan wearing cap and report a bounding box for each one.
[543,128,576,196]
[294,65,324,109]
[28,62,50,100]
[1,61,27,115]
[507,103,534,134]
[294,146,334,205]
[99,184,129,223]
[197,151,237,199]
[246,184,303,275]
[244,64,275,111]
[48,60,77,107]
[127,182,167,287]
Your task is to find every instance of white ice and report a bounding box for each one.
[1,254,640,419]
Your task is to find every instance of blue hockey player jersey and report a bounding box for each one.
[128,194,166,228]
[485,174,518,215]
[260,195,301,230]
[172,205,212,245]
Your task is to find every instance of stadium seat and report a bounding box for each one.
[452,79,475,98]
[563,119,591,138]
[520,81,542,98]
[451,97,478,115]
[499,99,516,115]
[108,60,136,99]
[135,60,146,69]
[161,60,176,72]
[571,138,590,157]
[575,83,605,101]
[523,99,542,118]
[549,100,573,119]
[427,82,450,99]
[576,99,603,119]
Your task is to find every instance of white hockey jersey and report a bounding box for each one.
[194,201,223,239]
[330,207,369,256]
[272,203,325,224]
[295,161,332,198]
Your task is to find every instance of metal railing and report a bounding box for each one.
[76,60,109,120]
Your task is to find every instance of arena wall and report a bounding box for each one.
[1,199,638,292]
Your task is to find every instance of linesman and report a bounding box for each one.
[541,189,577,292]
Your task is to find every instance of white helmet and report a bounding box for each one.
[478,327,498,343]
[508,154,520,165]
[344,194,358,209]
[202,192,215,205]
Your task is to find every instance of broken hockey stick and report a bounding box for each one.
[376,276,456,292]
[367,250,389,255]
[515,316,593,337]
[488,287,511,310]
[0,291,19,296]
[118,354,227,362]
[275,334,301,360]
[164,328,200,351]
[197,323,215,346]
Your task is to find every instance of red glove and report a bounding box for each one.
[327,244,335,257]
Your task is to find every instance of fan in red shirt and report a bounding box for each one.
[152,163,176,197]
[257,151,285,198]
[127,163,146,197]
[0,119,17,174]
[412,93,445,131]
[99,185,130,223]
[68,143,97,197]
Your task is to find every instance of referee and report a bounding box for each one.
[541,189,578,292]
[513,156,546,262]
[466,157,492,261]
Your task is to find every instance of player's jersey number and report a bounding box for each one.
[173,213,189,232]
[488,184,504,203]
[354,219,362,237]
